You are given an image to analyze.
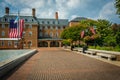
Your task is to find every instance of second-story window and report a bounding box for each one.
[2,24,5,28]
[22,31,26,37]
[2,31,5,36]
[29,24,32,29]
[29,31,32,36]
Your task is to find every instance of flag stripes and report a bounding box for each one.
[9,19,24,38]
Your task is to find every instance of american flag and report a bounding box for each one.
[81,30,84,38]
[9,19,24,38]
[90,27,96,34]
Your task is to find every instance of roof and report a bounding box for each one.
[37,18,68,26]
[0,15,38,24]
[70,17,87,22]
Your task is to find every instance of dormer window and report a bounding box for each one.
[25,19,28,22]
[32,19,34,22]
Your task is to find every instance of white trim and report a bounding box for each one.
[0,38,21,40]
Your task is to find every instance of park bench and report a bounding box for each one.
[85,50,96,55]
[97,52,116,60]
[73,48,78,51]
[77,48,83,52]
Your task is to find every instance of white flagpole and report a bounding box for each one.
[17,10,20,49]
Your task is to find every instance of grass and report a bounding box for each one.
[89,46,120,52]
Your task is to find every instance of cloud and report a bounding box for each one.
[0,0,119,23]
[97,1,120,23]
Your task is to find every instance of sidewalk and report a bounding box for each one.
[3,48,120,80]
[65,48,120,67]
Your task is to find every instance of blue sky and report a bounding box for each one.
[0,0,120,23]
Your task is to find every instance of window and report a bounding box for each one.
[14,41,18,48]
[32,19,34,22]
[56,32,58,37]
[8,41,12,46]
[25,19,28,22]
[63,26,65,29]
[1,41,4,46]
[28,41,32,46]
[42,21,44,24]
[23,31,26,37]
[39,32,42,37]
[47,21,49,24]
[40,26,42,30]
[2,31,5,36]
[51,26,53,30]
[58,26,60,29]
[53,21,55,24]
[45,26,48,29]
[43,26,45,29]
[2,24,5,28]
[48,26,50,29]
[29,24,32,29]
[56,26,58,30]
[29,31,32,36]
[50,32,53,37]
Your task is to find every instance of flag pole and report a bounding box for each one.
[18,10,20,49]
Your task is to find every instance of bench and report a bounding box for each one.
[78,48,83,52]
[73,48,78,51]
[97,53,116,60]
[85,50,96,55]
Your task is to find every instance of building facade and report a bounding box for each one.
[0,7,68,49]
[69,17,87,27]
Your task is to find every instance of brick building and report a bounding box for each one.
[69,17,87,27]
[0,7,68,49]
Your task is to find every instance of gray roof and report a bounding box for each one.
[70,17,87,22]
[38,18,68,26]
[0,15,38,24]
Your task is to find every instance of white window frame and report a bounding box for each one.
[2,31,5,36]
[14,41,18,48]
[29,31,32,36]
[2,24,5,28]
[29,24,32,29]
[8,41,12,46]
[1,41,4,46]
[39,32,42,37]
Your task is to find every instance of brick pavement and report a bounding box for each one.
[3,48,120,80]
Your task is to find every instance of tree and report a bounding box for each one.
[115,0,120,17]
[116,32,120,46]
[96,19,112,45]
[61,25,85,45]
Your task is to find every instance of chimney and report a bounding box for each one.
[5,7,9,15]
[32,8,35,17]
[55,12,58,20]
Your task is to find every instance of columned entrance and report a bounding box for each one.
[38,39,62,47]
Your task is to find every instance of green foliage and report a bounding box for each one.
[115,0,120,16]
[103,35,116,47]
[62,39,70,46]
[60,25,85,42]
[116,32,120,46]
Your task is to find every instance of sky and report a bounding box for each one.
[0,0,120,24]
